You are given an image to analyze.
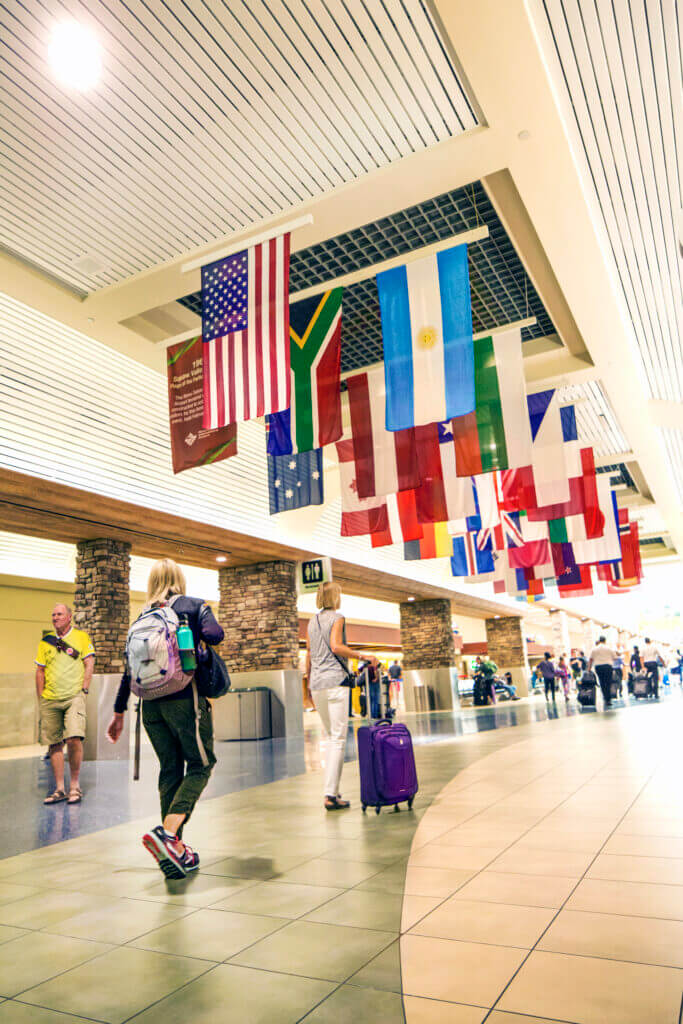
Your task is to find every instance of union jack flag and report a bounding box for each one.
[477,509,524,552]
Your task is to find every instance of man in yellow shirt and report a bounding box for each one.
[35,604,95,805]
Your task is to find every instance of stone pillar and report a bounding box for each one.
[549,609,571,659]
[582,619,598,653]
[399,599,458,711]
[73,539,130,674]
[485,615,530,697]
[216,560,302,738]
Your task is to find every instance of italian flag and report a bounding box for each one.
[451,328,532,476]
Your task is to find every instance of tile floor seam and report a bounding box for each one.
[1,937,117,1000]
[116,959,221,1024]
[481,740,668,1022]
[11,994,112,1023]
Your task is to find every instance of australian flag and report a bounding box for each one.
[268,449,324,515]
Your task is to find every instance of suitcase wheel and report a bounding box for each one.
[408,797,414,810]
[394,804,400,813]
[361,803,367,813]
[375,805,381,815]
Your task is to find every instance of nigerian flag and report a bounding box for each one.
[267,289,343,455]
[451,328,532,475]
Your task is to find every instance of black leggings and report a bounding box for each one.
[595,664,613,706]
[544,677,556,699]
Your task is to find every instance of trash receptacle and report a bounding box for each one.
[238,687,272,740]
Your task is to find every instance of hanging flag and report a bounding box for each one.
[377,242,474,430]
[450,532,495,577]
[572,476,621,563]
[370,491,423,547]
[346,366,419,498]
[167,336,237,474]
[557,564,594,597]
[414,422,476,523]
[202,234,290,428]
[451,329,532,476]
[267,288,343,455]
[507,511,550,568]
[404,521,452,560]
[336,439,388,536]
[268,449,323,515]
[527,389,570,506]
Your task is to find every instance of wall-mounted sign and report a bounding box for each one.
[298,557,331,594]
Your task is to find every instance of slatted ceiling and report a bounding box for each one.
[558,379,629,458]
[0,0,477,295]
[660,428,683,505]
[180,181,557,373]
[538,0,683,409]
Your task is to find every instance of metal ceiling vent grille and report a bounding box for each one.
[536,0,683,406]
[180,181,557,373]
[0,0,478,295]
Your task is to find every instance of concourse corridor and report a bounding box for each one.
[0,700,680,1022]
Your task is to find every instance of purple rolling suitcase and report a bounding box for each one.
[357,721,418,814]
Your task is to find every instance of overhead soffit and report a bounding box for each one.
[179,180,558,373]
[534,0,683,510]
[0,0,477,295]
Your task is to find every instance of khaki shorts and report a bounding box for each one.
[40,692,87,746]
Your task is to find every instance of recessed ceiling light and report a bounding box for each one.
[407,595,415,601]
[216,556,227,563]
[48,21,102,91]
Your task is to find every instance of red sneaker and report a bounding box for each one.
[142,826,189,879]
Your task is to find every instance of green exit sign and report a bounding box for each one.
[298,557,331,593]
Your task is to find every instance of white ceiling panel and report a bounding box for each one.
[533,0,683,504]
[557,378,629,457]
[0,0,478,295]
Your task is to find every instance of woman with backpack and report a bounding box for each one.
[106,559,224,879]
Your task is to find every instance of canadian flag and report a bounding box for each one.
[336,439,388,537]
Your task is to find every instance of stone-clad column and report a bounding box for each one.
[216,560,302,739]
[218,560,298,672]
[549,608,571,658]
[485,615,530,697]
[73,539,131,674]
[399,599,458,710]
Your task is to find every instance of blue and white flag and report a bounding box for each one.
[377,242,475,430]
[268,450,323,515]
[451,532,495,578]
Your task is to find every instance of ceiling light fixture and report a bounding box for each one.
[407,596,415,602]
[216,556,227,563]
[48,21,102,91]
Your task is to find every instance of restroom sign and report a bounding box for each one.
[298,557,331,593]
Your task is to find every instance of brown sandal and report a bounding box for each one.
[67,787,82,804]
[44,789,66,804]
[324,796,350,811]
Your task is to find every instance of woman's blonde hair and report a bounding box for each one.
[316,581,341,610]
[147,558,187,605]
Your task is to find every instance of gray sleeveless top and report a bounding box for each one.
[308,610,348,691]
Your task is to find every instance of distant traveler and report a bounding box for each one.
[501,671,520,700]
[388,659,402,705]
[106,559,223,878]
[36,603,94,805]
[630,646,642,673]
[570,650,586,681]
[612,650,625,697]
[306,581,377,811]
[588,636,616,709]
[641,637,664,699]
[556,656,570,702]
[360,658,382,719]
[537,653,557,702]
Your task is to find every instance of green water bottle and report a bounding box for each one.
[177,615,197,672]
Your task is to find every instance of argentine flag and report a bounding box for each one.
[377,242,475,431]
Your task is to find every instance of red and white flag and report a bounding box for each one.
[336,439,388,537]
[370,491,423,547]
[202,234,290,428]
[346,367,419,499]
[414,422,476,524]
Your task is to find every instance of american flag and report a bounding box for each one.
[202,234,290,428]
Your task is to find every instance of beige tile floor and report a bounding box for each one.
[0,702,681,1022]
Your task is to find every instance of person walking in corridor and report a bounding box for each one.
[641,638,664,699]
[537,653,557,703]
[306,581,377,811]
[106,559,223,878]
[556,656,571,702]
[589,636,616,709]
[36,604,94,805]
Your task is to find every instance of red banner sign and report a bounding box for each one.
[167,336,237,474]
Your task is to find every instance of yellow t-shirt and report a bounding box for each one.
[35,628,95,700]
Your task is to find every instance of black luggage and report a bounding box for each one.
[633,672,651,699]
[578,670,597,707]
[472,673,490,706]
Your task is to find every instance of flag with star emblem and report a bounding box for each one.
[377,242,475,430]
[413,421,476,523]
[268,449,323,515]
[202,234,290,428]
[267,288,343,455]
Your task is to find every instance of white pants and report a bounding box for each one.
[312,685,348,798]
